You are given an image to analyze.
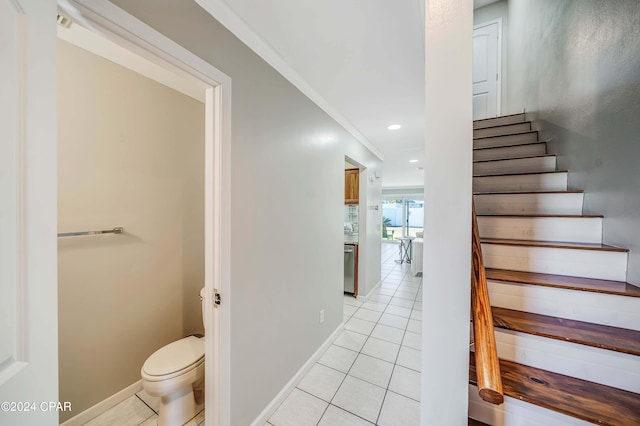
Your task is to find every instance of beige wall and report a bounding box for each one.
[57,39,204,421]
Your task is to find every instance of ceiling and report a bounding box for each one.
[195,0,427,189]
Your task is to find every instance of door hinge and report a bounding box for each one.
[214,290,221,307]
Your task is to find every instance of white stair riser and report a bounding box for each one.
[474,132,538,149]
[474,143,546,162]
[474,156,556,176]
[477,216,602,244]
[469,385,591,426]
[473,113,526,130]
[474,172,567,193]
[488,280,640,330]
[482,244,628,281]
[494,330,640,393]
[474,122,532,138]
[474,192,583,215]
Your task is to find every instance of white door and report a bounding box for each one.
[0,1,59,425]
[473,20,501,120]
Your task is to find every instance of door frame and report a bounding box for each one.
[473,18,503,117]
[56,1,232,425]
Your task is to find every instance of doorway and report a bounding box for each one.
[0,0,230,425]
[382,198,424,240]
[473,19,502,120]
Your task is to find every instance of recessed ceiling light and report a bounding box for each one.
[409,159,418,163]
[387,124,402,130]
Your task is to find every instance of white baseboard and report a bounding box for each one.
[250,322,346,426]
[357,279,382,302]
[60,380,143,426]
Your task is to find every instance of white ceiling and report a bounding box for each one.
[195,0,426,189]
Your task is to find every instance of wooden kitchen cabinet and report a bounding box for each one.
[345,169,359,204]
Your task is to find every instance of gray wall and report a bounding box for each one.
[506,0,640,284]
[474,0,510,113]
[110,1,382,424]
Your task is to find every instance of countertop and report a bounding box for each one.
[344,235,359,245]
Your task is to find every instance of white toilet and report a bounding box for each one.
[141,288,206,426]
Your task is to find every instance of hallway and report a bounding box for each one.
[267,243,422,425]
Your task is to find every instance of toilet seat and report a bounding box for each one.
[142,336,204,382]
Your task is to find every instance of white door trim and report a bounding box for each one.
[56,2,232,425]
[473,18,502,117]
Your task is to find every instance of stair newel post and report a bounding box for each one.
[471,200,504,405]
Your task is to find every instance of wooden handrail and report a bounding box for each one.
[471,201,504,405]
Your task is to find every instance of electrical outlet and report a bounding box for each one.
[319,309,325,324]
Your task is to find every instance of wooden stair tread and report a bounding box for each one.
[468,419,490,426]
[477,214,603,218]
[474,170,567,178]
[474,130,537,140]
[469,352,640,425]
[474,141,546,151]
[491,307,640,355]
[473,112,526,123]
[474,190,583,195]
[481,238,629,252]
[473,153,555,163]
[485,268,640,298]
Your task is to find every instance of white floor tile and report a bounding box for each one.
[412,302,423,311]
[138,415,158,426]
[318,345,358,373]
[380,282,399,290]
[136,389,160,413]
[269,388,328,426]
[352,308,383,323]
[348,354,394,389]
[370,324,405,345]
[384,305,412,318]
[361,302,388,312]
[344,305,358,316]
[402,331,421,350]
[361,337,400,363]
[297,363,345,402]
[318,405,374,426]
[398,281,420,289]
[396,346,421,372]
[393,291,416,301]
[189,409,205,426]
[377,391,420,426]
[333,330,368,352]
[344,297,363,308]
[375,288,396,296]
[410,310,422,321]
[406,319,421,334]
[388,297,414,308]
[84,396,155,426]
[331,376,386,424]
[368,294,392,304]
[345,317,376,336]
[377,313,409,330]
[388,366,421,402]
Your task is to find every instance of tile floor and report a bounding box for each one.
[267,242,422,426]
[81,243,421,426]
[80,390,204,425]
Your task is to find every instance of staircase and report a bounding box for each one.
[468,113,640,425]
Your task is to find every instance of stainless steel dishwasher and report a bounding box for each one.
[344,244,355,293]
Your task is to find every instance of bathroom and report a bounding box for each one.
[57,23,206,424]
